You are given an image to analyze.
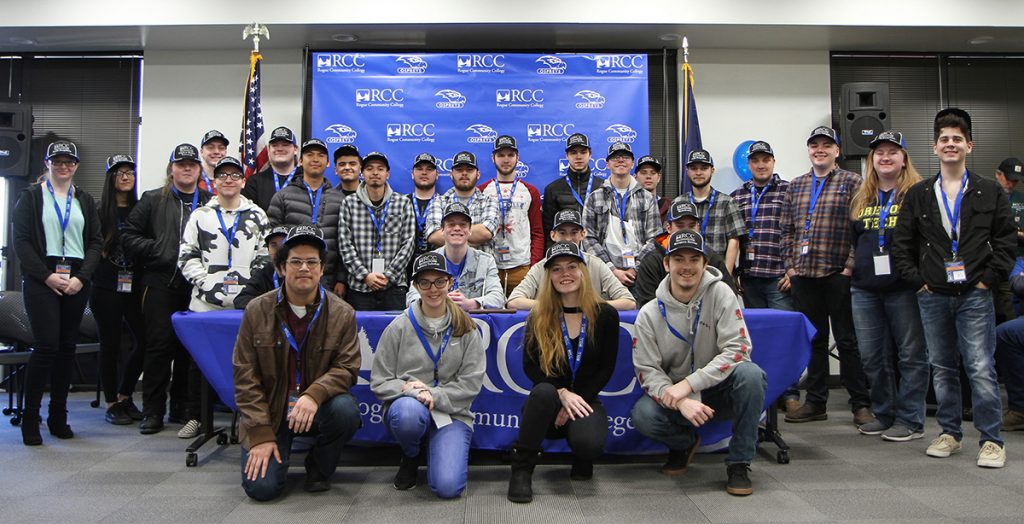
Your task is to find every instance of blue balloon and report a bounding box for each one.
[733,140,756,182]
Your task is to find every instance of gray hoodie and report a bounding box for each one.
[632,266,752,402]
[370,301,486,428]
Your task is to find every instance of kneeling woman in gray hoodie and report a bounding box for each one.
[371,252,486,499]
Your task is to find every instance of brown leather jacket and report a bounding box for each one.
[232,289,361,450]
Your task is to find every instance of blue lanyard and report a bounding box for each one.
[365,198,391,254]
[446,255,467,291]
[495,179,520,229]
[45,180,74,257]
[748,184,768,239]
[657,299,702,374]
[877,190,895,252]
[272,271,280,289]
[406,308,453,386]
[305,182,324,225]
[278,286,325,390]
[455,191,477,208]
[171,186,200,210]
[273,167,297,193]
[414,195,436,245]
[941,170,969,256]
[804,174,829,232]
[215,208,242,267]
[560,313,588,378]
[201,172,214,194]
[688,190,717,237]
[612,187,631,244]
[566,174,594,209]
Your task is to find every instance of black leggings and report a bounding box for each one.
[22,273,91,418]
[140,284,193,418]
[90,286,145,404]
[515,382,607,459]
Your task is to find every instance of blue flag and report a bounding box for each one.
[680,62,702,194]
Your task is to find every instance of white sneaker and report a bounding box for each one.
[926,434,962,458]
[177,419,201,439]
[977,441,1006,468]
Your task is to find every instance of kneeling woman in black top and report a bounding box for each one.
[507,242,619,503]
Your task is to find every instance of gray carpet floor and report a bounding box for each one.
[1,391,1022,523]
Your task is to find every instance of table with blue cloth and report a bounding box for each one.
[172,309,812,455]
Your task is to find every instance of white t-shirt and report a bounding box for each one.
[481,179,534,269]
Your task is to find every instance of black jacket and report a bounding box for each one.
[234,260,278,310]
[121,186,212,290]
[266,176,345,289]
[13,182,103,284]
[541,168,596,243]
[632,232,737,307]
[892,172,1016,295]
[241,164,303,214]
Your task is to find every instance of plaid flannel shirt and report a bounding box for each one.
[337,184,416,292]
[424,187,499,241]
[583,178,662,267]
[780,168,861,278]
[730,174,790,278]
[670,189,746,258]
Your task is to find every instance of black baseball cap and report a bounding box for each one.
[544,241,586,268]
[46,141,79,162]
[667,201,699,222]
[565,133,590,151]
[265,225,289,242]
[452,151,477,169]
[552,209,583,230]
[493,135,518,153]
[998,158,1024,181]
[748,141,774,158]
[169,143,201,163]
[665,230,706,258]
[214,156,243,173]
[869,130,906,150]
[361,151,390,169]
[686,149,714,167]
[284,224,326,250]
[413,152,438,168]
[269,126,297,144]
[607,141,634,160]
[411,252,452,279]
[442,202,473,224]
[300,139,329,155]
[333,144,360,160]
[105,154,135,173]
[636,155,662,172]
[807,126,840,146]
[201,130,229,147]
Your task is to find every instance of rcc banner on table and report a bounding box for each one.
[309,52,651,195]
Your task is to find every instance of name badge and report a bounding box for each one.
[799,240,810,256]
[945,257,967,283]
[622,249,636,269]
[56,263,72,280]
[287,393,300,418]
[873,254,891,276]
[371,258,386,274]
[117,271,133,293]
[497,245,511,263]
[222,276,239,295]
[746,246,755,262]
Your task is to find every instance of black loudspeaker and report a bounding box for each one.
[840,82,890,157]
[0,103,32,178]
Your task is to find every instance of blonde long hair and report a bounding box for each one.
[524,260,602,377]
[850,147,922,219]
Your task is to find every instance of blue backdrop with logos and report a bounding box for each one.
[310,52,650,194]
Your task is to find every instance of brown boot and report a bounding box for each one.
[852,407,876,426]
[784,403,827,423]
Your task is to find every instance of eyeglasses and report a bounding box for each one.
[414,277,450,290]
[51,160,78,167]
[115,170,136,178]
[214,172,245,180]
[286,258,322,269]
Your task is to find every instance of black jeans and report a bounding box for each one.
[515,382,607,459]
[90,286,145,404]
[790,273,871,411]
[345,286,407,312]
[140,284,193,418]
[21,271,91,418]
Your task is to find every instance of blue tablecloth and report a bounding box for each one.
[172,308,812,454]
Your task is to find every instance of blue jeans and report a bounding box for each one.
[996,316,1024,412]
[387,396,473,499]
[850,287,929,431]
[917,288,1003,446]
[741,275,795,311]
[240,393,361,502]
[631,362,766,465]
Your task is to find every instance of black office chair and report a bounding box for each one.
[0,291,35,426]
[76,305,102,408]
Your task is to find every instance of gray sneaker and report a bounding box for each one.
[857,419,890,435]
[881,424,924,442]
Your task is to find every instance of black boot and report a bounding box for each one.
[47,406,74,439]
[393,453,420,490]
[507,447,539,503]
[570,456,593,480]
[21,414,42,446]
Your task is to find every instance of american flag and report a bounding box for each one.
[242,51,268,178]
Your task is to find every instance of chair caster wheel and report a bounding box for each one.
[217,433,228,445]
[777,450,790,464]
[186,453,198,467]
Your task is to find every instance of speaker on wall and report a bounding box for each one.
[0,103,32,178]
[840,82,890,157]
